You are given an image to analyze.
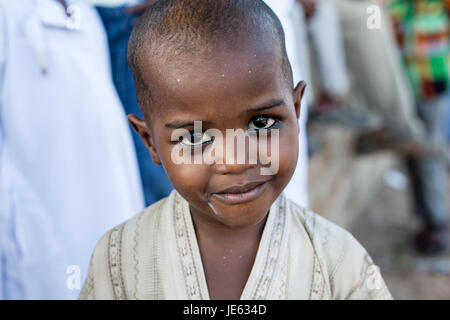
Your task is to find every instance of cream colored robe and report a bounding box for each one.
[79,190,392,300]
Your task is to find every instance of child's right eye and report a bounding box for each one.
[247,116,280,133]
[179,131,213,147]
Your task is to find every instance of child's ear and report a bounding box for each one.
[293,81,307,120]
[128,114,162,165]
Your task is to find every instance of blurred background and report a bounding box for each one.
[0,0,449,299]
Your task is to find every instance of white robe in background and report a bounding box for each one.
[80,190,392,300]
[264,0,310,208]
[0,0,144,299]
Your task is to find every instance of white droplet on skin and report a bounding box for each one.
[239,255,242,259]
[207,201,220,216]
[177,79,181,83]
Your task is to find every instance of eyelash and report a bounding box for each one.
[249,115,282,133]
[178,115,282,150]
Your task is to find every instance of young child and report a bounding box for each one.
[79,0,392,300]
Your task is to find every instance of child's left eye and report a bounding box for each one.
[248,116,278,131]
[180,130,213,147]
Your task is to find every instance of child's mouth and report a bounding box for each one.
[212,181,268,205]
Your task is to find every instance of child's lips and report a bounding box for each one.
[212,181,268,205]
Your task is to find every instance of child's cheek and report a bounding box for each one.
[168,162,210,194]
[278,125,299,175]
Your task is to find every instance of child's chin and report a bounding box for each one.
[211,203,272,229]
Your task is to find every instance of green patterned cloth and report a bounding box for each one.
[388,0,450,100]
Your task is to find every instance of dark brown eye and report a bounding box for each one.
[248,116,276,130]
[180,131,213,146]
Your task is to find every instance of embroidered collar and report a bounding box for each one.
[172,191,288,300]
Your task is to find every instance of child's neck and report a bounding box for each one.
[189,206,269,300]
[189,205,268,244]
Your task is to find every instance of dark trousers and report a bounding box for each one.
[407,92,449,230]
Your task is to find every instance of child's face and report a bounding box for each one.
[129,48,305,229]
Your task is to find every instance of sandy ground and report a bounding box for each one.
[349,165,450,299]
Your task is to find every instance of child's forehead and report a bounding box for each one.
[149,54,286,114]
[150,42,279,75]
[145,67,291,134]
[144,46,285,98]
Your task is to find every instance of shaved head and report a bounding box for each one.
[127,0,293,113]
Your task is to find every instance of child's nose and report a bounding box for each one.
[211,133,258,174]
[214,161,257,175]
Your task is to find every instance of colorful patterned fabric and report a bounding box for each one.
[388,0,450,101]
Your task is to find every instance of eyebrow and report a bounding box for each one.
[242,99,286,116]
[164,99,286,129]
[165,119,214,129]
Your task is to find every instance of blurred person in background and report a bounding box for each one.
[388,0,450,254]
[300,0,350,114]
[328,0,426,153]
[0,0,144,299]
[447,94,450,143]
[91,0,173,206]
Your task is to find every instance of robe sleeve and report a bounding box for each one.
[79,254,96,300]
[309,1,349,97]
[0,1,5,76]
[79,230,115,300]
[0,0,6,166]
[330,231,393,300]
[343,254,393,300]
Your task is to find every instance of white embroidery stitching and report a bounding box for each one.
[174,192,202,299]
[108,224,127,300]
[253,195,286,299]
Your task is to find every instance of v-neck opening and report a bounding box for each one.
[173,191,286,300]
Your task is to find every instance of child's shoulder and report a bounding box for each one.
[88,193,169,265]
[284,197,392,299]
[80,195,170,299]
[96,194,169,248]
[286,197,363,255]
